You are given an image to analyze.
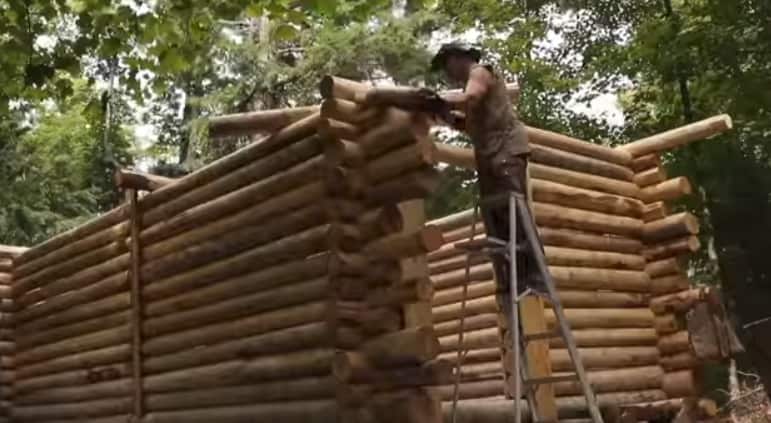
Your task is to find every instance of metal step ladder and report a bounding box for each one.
[450,192,604,423]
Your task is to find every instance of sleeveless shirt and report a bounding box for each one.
[466,64,530,159]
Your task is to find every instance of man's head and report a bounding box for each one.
[431,42,482,85]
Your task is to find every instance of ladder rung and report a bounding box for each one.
[524,374,579,387]
[522,329,561,342]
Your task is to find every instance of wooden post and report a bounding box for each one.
[127,189,144,419]
[520,295,558,420]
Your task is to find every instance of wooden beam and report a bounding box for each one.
[114,169,176,192]
[618,115,733,157]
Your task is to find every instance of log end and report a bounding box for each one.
[421,226,445,253]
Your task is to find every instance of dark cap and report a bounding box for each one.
[430,42,482,71]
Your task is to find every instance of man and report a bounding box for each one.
[431,42,544,294]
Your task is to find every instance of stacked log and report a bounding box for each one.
[429,114,732,421]
[9,112,350,422]
[429,139,667,419]
[321,75,445,423]
[0,246,24,423]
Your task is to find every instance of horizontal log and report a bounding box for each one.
[439,327,500,353]
[662,369,701,398]
[363,226,444,259]
[433,296,498,323]
[15,363,130,395]
[653,314,681,334]
[12,222,128,285]
[650,275,692,295]
[531,145,634,181]
[434,313,499,338]
[146,256,327,318]
[141,322,336,376]
[526,127,631,166]
[333,302,402,334]
[144,400,339,423]
[643,236,700,261]
[645,258,682,278]
[642,212,699,243]
[533,203,643,238]
[436,379,504,401]
[545,308,654,329]
[428,209,475,233]
[630,154,661,172]
[366,167,440,206]
[619,114,733,157]
[357,108,420,158]
[12,396,132,421]
[15,324,130,367]
[432,281,497,307]
[320,98,379,125]
[553,291,650,308]
[361,326,440,367]
[429,253,489,277]
[552,366,664,396]
[15,344,130,381]
[334,352,453,388]
[547,346,660,371]
[544,246,646,270]
[17,309,130,352]
[432,144,641,198]
[365,138,436,185]
[537,227,642,254]
[142,301,329,358]
[641,201,669,223]
[438,327,658,349]
[633,166,667,187]
[549,266,651,292]
[531,179,643,217]
[641,177,692,203]
[657,331,690,355]
[143,224,331,302]
[208,105,320,138]
[649,287,716,315]
[114,168,175,192]
[432,263,493,291]
[438,348,500,365]
[143,278,329,338]
[660,350,700,371]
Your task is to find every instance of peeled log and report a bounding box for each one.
[642,202,669,223]
[114,168,175,192]
[439,327,500,353]
[360,326,440,367]
[650,275,691,295]
[531,145,633,181]
[549,266,651,292]
[365,139,436,184]
[320,98,379,125]
[533,203,643,238]
[633,167,667,187]
[363,226,444,259]
[429,209,475,233]
[660,351,700,371]
[432,143,640,197]
[650,287,716,315]
[208,106,320,138]
[642,212,699,243]
[537,227,642,254]
[544,246,646,270]
[432,263,493,291]
[657,331,690,355]
[151,400,339,423]
[619,115,733,157]
[552,366,664,396]
[545,308,654,330]
[643,236,700,261]
[438,328,658,349]
[526,127,631,166]
[366,168,440,206]
[662,370,701,397]
[554,291,649,308]
[548,346,660,371]
[531,179,643,217]
[653,314,681,334]
[434,314,499,337]
[631,154,661,172]
[432,281,497,307]
[645,258,682,278]
[641,177,692,203]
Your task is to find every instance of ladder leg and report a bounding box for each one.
[514,196,605,423]
[508,193,522,423]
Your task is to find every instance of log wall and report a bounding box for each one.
[0,246,24,423]
[429,114,732,422]
[5,77,446,423]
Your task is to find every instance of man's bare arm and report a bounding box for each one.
[441,66,494,110]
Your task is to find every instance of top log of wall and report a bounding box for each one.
[429,114,732,422]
